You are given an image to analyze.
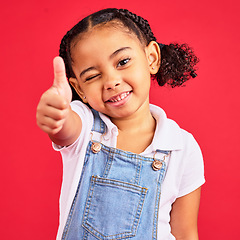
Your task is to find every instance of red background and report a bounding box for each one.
[1,0,239,239]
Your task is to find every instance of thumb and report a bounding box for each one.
[52,56,72,103]
[53,56,68,88]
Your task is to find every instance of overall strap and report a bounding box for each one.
[91,109,106,134]
[156,150,170,155]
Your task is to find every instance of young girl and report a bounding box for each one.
[37,8,205,240]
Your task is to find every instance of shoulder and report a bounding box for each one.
[162,120,205,198]
[150,104,200,151]
[150,105,205,200]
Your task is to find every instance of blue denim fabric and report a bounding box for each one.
[62,110,169,240]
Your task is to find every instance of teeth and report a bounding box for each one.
[109,92,130,102]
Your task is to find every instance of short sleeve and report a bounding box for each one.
[52,100,93,154]
[177,133,205,198]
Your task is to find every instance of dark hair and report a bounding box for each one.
[59,8,199,100]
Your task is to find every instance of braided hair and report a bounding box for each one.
[59,8,199,100]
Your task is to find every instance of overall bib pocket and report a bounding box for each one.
[82,176,148,240]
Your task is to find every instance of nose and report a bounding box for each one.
[103,72,121,90]
[104,82,120,90]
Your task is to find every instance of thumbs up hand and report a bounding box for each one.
[36,57,73,135]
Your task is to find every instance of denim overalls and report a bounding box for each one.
[62,110,169,240]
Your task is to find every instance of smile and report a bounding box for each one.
[107,91,131,102]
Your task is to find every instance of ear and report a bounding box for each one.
[145,41,161,74]
[69,78,88,103]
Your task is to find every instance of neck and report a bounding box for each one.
[110,103,155,135]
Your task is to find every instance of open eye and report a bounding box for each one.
[117,58,130,67]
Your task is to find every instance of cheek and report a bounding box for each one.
[83,83,102,100]
[130,63,151,83]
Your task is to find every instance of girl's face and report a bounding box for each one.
[70,25,159,120]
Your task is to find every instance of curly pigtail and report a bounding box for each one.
[156,43,199,87]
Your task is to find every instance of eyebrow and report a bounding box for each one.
[80,66,96,78]
[80,47,131,78]
[109,47,131,59]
